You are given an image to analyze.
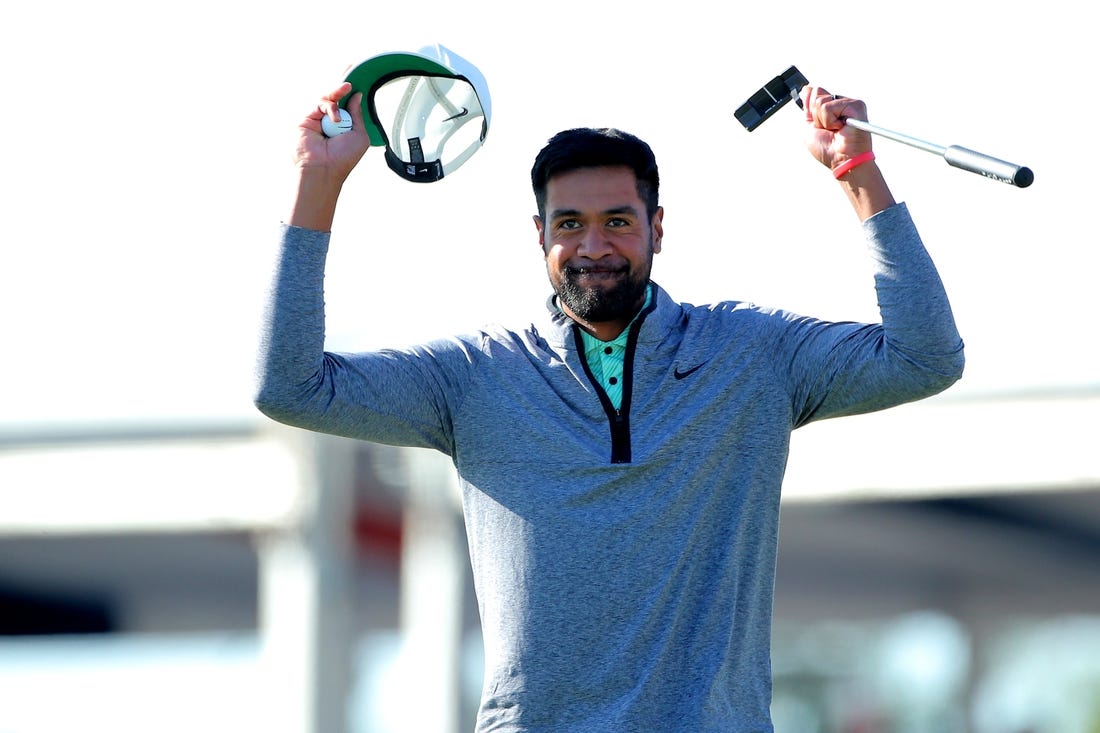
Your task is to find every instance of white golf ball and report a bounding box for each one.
[321,111,353,137]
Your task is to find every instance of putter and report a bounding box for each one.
[735,66,1033,188]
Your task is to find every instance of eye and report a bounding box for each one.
[607,217,630,227]
[557,219,582,231]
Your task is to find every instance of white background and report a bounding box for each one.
[1,0,1094,427]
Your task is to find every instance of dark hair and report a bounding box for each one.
[531,128,660,220]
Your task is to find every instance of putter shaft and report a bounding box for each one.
[843,118,945,156]
[842,117,1033,188]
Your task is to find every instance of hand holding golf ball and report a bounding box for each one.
[321,109,353,137]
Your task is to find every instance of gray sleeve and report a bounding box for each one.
[863,202,964,366]
[253,224,470,453]
[782,202,965,425]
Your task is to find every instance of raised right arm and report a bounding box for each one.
[253,85,472,452]
[253,83,372,432]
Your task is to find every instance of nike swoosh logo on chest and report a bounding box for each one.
[673,362,707,380]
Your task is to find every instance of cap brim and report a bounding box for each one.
[340,52,454,146]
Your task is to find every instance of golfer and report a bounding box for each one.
[256,81,965,732]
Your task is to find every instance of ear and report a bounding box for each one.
[651,206,664,254]
[533,214,546,250]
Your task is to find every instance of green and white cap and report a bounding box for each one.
[341,44,491,183]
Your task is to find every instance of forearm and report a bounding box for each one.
[285,85,369,231]
[837,158,896,222]
[287,169,346,232]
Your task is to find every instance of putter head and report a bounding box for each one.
[735,66,809,131]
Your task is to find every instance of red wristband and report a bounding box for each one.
[832,150,876,179]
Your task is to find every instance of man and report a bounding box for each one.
[256,81,964,732]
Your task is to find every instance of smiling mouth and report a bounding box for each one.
[568,265,628,278]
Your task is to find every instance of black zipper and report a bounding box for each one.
[573,289,656,464]
[608,409,631,464]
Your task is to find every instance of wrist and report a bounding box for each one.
[835,157,896,221]
[832,150,876,179]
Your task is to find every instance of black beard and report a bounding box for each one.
[557,265,649,323]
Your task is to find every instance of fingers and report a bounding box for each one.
[300,84,366,142]
[316,81,353,123]
[294,85,370,174]
[343,91,365,128]
[801,85,874,171]
[803,86,863,131]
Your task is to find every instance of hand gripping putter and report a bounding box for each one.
[735,66,1033,188]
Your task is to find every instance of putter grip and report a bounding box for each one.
[944,145,1033,188]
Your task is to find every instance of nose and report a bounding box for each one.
[576,226,612,259]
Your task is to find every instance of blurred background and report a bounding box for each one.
[1,0,1097,731]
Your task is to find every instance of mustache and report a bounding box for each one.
[564,262,630,276]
